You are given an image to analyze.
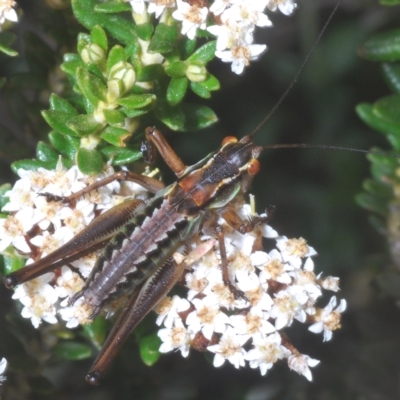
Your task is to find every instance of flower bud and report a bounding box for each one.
[108,61,136,95]
[185,64,207,82]
[80,43,105,64]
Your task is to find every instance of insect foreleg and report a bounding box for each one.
[85,257,187,386]
[220,206,272,234]
[3,199,145,289]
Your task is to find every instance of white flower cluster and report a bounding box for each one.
[0,0,17,30]
[0,160,345,381]
[128,0,297,74]
[155,203,346,381]
[0,159,150,328]
[0,357,7,385]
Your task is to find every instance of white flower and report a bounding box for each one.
[128,0,146,14]
[308,296,346,341]
[230,307,275,336]
[158,320,193,357]
[0,0,17,28]
[172,0,208,40]
[245,332,291,375]
[0,357,7,384]
[148,0,176,19]
[155,295,190,328]
[185,297,231,340]
[267,0,297,16]
[287,353,320,381]
[207,327,248,369]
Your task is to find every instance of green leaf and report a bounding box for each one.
[73,0,137,45]
[198,73,220,91]
[103,109,126,125]
[83,317,108,350]
[148,23,177,54]
[0,31,17,57]
[77,148,104,174]
[49,94,79,115]
[2,249,26,275]
[178,37,196,59]
[119,106,151,118]
[190,81,210,98]
[362,178,392,198]
[36,142,58,163]
[11,160,56,174]
[77,33,92,55]
[54,341,92,360]
[155,102,218,131]
[355,103,400,150]
[187,41,216,64]
[164,61,187,78]
[100,125,131,146]
[42,109,81,137]
[135,23,154,41]
[358,29,400,61]
[0,183,11,210]
[139,334,161,366]
[67,114,103,136]
[118,93,156,108]
[167,77,188,106]
[100,146,142,165]
[49,131,80,160]
[107,45,126,73]
[137,64,164,82]
[374,95,400,125]
[94,0,132,13]
[91,25,108,51]
[76,67,107,107]
[355,193,388,216]
[382,63,400,94]
[62,53,85,76]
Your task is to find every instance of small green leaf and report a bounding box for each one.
[356,103,400,150]
[355,193,388,216]
[54,341,92,360]
[167,77,188,106]
[187,41,216,64]
[117,93,156,108]
[11,160,56,174]
[135,23,154,41]
[155,102,218,131]
[36,142,58,163]
[362,178,392,198]
[49,131,80,160]
[94,0,132,13]
[164,61,187,78]
[77,148,104,174]
[100,125,131,146]
[103,109,126,125]
[382,63,400,94]
[100,146,142,165]
[67,114,103,136]
[359,29,400,61]
[119,106,151,118]
[374,95,400,125]
[199,73,220,91]
[61,53,85,76]
[137,64,164,82]
[2,249,26,275]
[91,25,108,50]
[83,317,108,350]
[76,67,107,107]
[148,23,177,54]
[139,334,161,366]
[42,109,81,137]
[0,31,17,57]
[190,81,210,98]
[178,37,196,59]
[0,183,11,210]
[77,33,92,55]
[107,45,126,73]
[49,94,79,115]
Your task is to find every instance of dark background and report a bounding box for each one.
[2,0,400,399]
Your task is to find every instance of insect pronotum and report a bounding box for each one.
[1,1,362,386]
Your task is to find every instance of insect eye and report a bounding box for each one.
[247,158,260,175]
[221,136,238,146]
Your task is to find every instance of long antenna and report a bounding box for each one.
[249,0,341,139]
[262,143,400,159]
